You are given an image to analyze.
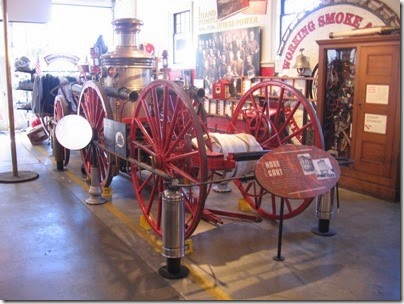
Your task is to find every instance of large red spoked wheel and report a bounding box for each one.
[52,95,70,169]
[228,80,324,220]
[129,80,209,239]
[77,81,114,187]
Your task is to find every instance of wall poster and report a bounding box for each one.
[196,26,261,94]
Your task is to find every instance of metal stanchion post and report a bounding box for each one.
[159,184,189,279]
[311,187,336,236]
[85,143,107,205]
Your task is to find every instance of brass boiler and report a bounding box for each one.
[101,18,154,120]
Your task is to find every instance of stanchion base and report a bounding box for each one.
[311,227,336,236]
[273,255,285,262]
[311,219,336,236]
[159,265,189,279]
[0,171,39,183]
[53,167,67,172]
[86,196,107,205]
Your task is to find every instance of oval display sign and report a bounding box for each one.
[255,145,340,199]
[55,114,93,150]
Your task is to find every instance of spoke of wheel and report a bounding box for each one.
[132,118,157,155]
[166,149,201,163]
[273,87,285,126]
[184,196,198,219]
[165,120,192,157]
[166,163,198,183]
[164,96,183,152]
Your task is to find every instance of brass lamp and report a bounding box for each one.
[293,48,310,76]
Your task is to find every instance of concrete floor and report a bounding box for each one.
[0,130,401,301]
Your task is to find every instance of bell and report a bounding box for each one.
[293,48,310,76]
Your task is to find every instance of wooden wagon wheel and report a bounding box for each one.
[52,95,70,169]
[77,81,115,187]
[129,79,209,239]
[228,80,324,220]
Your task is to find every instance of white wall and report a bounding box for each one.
[114,0,400,68]
[136,0,171,60]
[114,0,195,67]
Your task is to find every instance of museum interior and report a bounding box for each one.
[0,0,400,301]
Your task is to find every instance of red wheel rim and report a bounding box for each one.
[77,81,114,188]
[129,80,208,238]
[228,80,324,220]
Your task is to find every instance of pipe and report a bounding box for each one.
[71,83,138,101]
[229,150,270,161]
[329,26,399,39]
[188,85,205,100]
[104,86,139,101]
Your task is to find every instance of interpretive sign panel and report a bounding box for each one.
[255,145,340,199]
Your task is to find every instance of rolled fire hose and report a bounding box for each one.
[194,133,262,192]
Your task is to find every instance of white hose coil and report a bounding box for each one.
[207,132,263,180]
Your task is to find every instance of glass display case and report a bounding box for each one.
[321,47,356,159]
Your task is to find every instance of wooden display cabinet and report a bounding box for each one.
[316,34,400,201]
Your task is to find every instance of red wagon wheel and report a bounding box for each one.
[228,80,324,220]
[53,95,70,169]
[77,81,114,187]
[129,80,209,239]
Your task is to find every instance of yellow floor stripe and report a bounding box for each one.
[104,203,163,252]
[35,144,51,158]
[65,169,88,189]
[104,202,233,301]
[36,144,233,300]
[182,261,233,300]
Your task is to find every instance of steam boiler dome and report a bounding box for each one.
[101,18,153,68]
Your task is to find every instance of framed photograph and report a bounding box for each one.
[242,0,268,15]
[217,0,249,20]
[196,26,261,95]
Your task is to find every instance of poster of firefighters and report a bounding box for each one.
[196,26,261,95]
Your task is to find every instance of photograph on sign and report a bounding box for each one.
[313,158,336,180]
[298,153,315,175]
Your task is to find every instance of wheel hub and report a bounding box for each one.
[152,153,164,170]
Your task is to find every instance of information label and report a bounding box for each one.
[366,84,389,105]
[364,113,387,134]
